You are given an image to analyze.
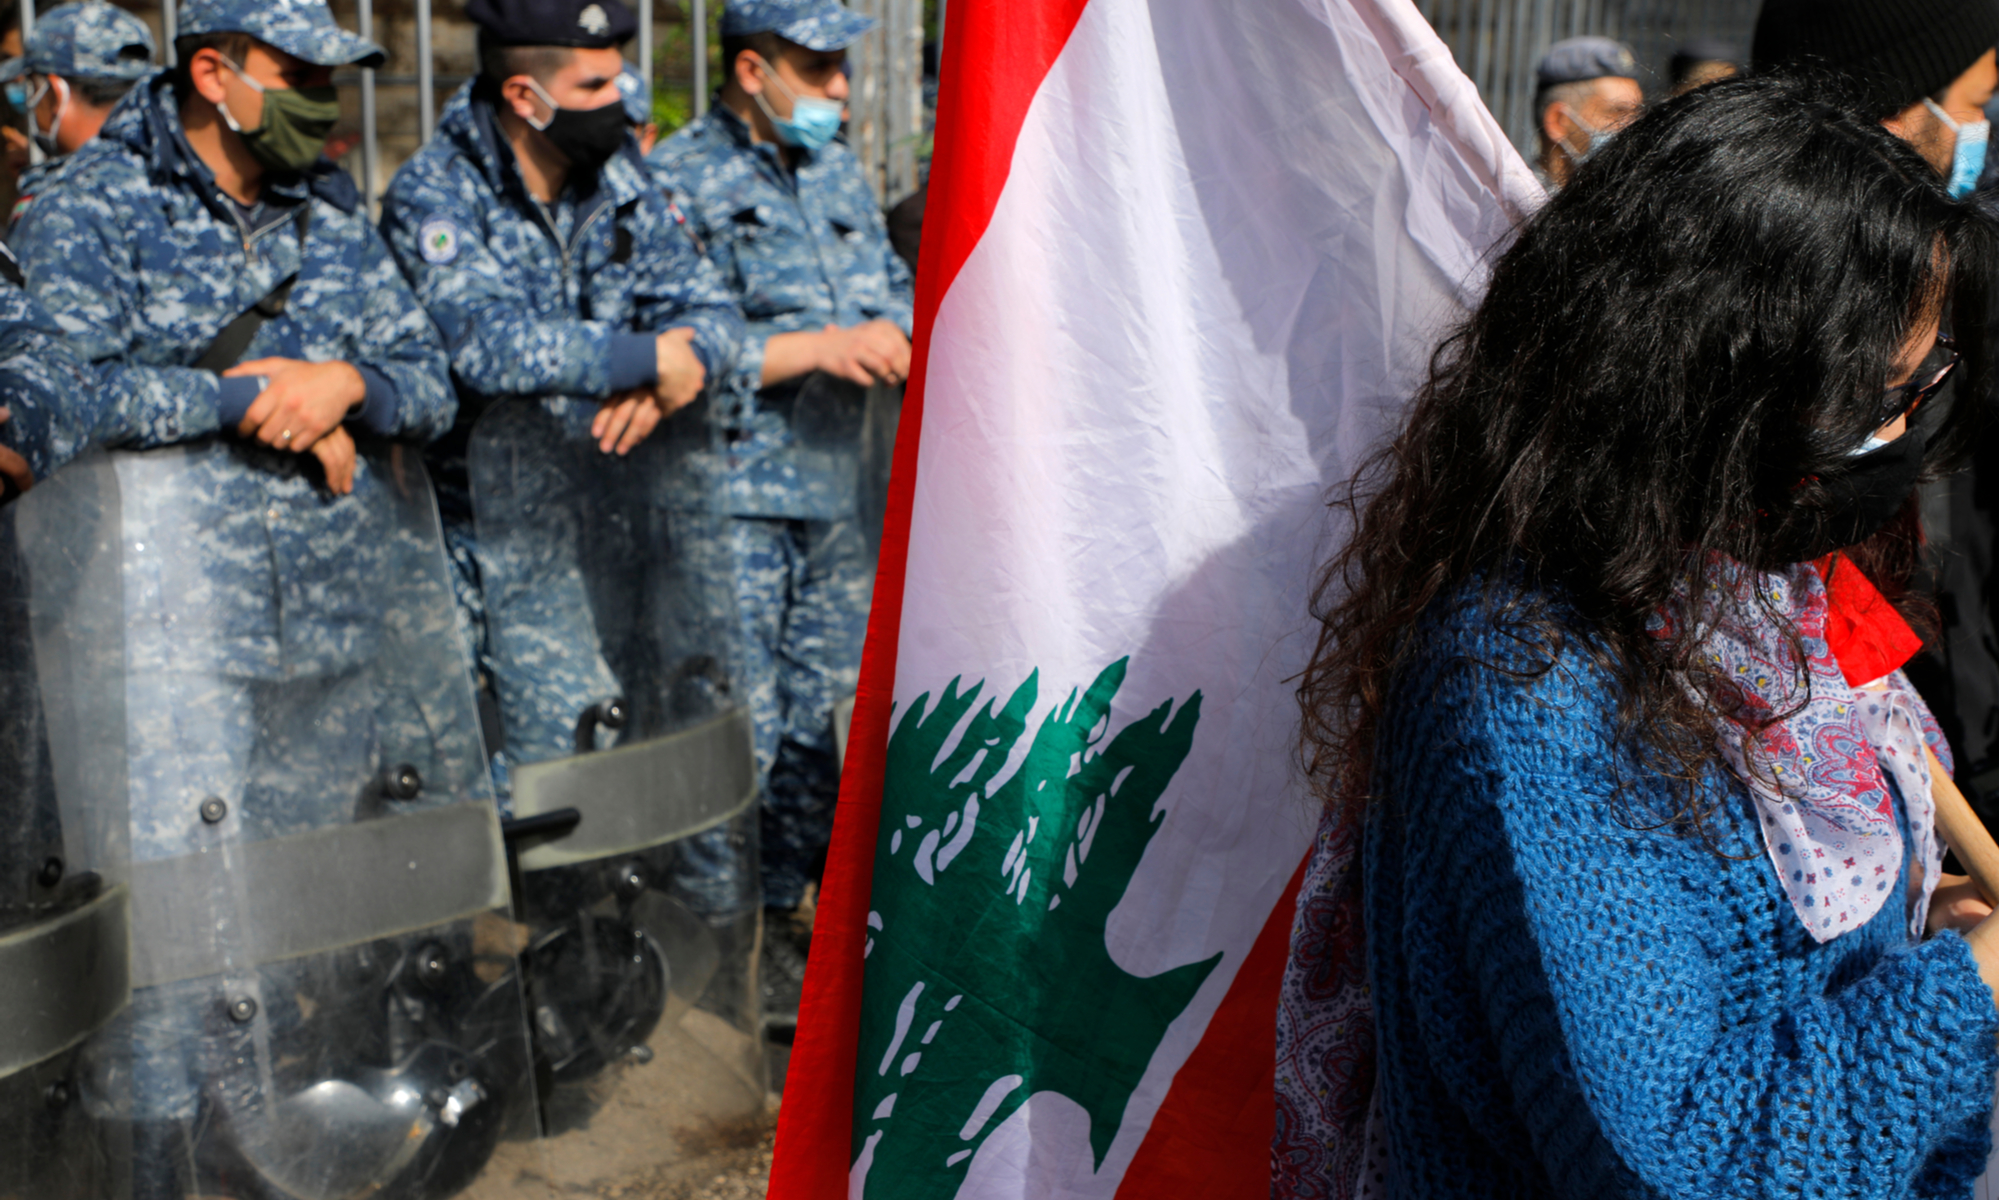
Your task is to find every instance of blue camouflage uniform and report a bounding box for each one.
[651,8,914,909]
[379,78,743,798]
[0,241,102,484]
[9,0,460,1128]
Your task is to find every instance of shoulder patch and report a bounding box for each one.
[419,216,460,264]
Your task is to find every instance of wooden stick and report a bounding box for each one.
[1929,746,1999,907]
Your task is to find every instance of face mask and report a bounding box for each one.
[1557,106,1615,164]
[2,82,25,110]
[523,76,628,173]
[1924,97,1989,199]
[749,57,843,152]
[215,54,340,173]
[22,75,62,156]
[1762,428,1925,563]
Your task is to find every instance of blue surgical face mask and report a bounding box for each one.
[2,81,27,111]
[750,56,843,152]
[1924,97,1990,199]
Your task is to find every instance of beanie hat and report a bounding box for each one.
[1753,0,1998,117]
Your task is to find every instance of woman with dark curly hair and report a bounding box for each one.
[1280,72,1997,1198]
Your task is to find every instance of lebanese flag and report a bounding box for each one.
[771,1,1538,1196]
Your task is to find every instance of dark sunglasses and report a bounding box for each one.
[1875,333,1958,426]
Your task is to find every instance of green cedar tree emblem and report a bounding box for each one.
[851,658,1219,1197]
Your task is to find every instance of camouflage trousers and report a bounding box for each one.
[721,514,873,910]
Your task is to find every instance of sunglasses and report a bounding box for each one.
[1875,332,1958,427]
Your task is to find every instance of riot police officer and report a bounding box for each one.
[651,0,915,1010]
[379,0,743,791]
[7,1,533,1195]
[1,0,155,220]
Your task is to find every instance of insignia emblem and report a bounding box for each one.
[577,4,610,35]
[419,217,459,264]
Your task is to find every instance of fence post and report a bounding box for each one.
[639,0,652,107]
[418,0,434,143]
[693,0,708,117]
[359,0,378,217]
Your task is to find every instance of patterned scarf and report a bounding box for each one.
[1675,556,1948,942]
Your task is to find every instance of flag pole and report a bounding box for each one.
[1930,747,1998,905]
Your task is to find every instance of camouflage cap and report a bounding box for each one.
[616,62,650,124]
[0,2,155,84]
[177,0,387,69]
[720,0,876,52]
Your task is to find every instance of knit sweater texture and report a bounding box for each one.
[1364,589,1997,1198]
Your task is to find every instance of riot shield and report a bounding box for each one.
[791,372,902,775]
[16,440,541,1200]
[1,452,133,1200]
[790,372,902,563]
[467,395,764,1191]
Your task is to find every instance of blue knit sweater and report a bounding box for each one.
[1365,592,1997,1198]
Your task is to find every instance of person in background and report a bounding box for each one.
[1532,36,1643,189]
[1755,0,1996,197]
[1667,37,1738,95]
[1,0,155,226]
[652,0,915,1024]
[617,62,656,154]
[1756,0,1999,834]
[0,2,29,218]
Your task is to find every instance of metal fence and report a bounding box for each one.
[1416,0,1761,161]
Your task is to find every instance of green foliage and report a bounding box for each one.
[851,660,1218,1197]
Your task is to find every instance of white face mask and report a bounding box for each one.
[24,74,66,156]
[1555,104,1615,163]
[1923,97,1990,199]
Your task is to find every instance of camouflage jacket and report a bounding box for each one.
[0,240,103,484]
[651,104,912,519]
[10,72,455,450]
[9,72,459,679]
[379,82,742,478]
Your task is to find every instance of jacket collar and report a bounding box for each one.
[108,70,359,219]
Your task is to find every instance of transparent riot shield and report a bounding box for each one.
[791,372,902,775]
[16,440,541,1200]
[2,452,133,1200]
[467,395,764,1191]
[791,372,902,563]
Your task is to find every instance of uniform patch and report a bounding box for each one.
[578,4,610,34]
[419,217,459,264]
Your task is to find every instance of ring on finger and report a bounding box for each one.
[279,429,293,443]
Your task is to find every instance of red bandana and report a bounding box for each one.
[1816,554,1925,688]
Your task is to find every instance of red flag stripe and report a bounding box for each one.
[766,1,1094,1195]
[1114,858,1307,1199]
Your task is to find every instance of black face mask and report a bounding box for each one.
[1761,429,1925,563]
[530,91,629,173]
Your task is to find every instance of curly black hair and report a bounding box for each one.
[1296,70,1995,832]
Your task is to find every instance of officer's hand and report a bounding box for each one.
[310,425,357,496]
[0,406,31,503]
[594,388,663,456]
[228,358,367,453]
[654,327,706,413]
[816,320,912,387]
